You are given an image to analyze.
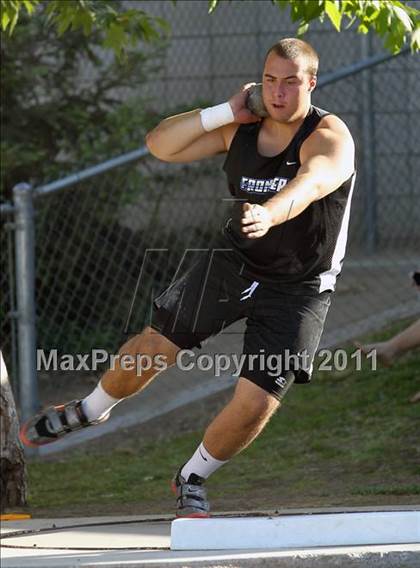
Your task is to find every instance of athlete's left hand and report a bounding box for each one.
[241,203,273,239]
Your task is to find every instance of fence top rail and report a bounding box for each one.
[32,146,149,199]
[316,46,409,88]
[0,45,411,214]
[0,202,16,216]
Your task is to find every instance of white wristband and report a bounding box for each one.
[200,102,234,132]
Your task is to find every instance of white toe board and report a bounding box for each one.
[171,511,420,550]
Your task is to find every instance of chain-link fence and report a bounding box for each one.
[32,156,227,357]
[1,1,419,424]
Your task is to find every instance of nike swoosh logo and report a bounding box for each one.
[199,448,208,462]
[286,161,297,166]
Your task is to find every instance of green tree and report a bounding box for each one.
[0,12,167,199]
[2,0,419,55]
[1,0,170,58]
[226,0,420,53]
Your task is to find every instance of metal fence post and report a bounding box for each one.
[361,34,377,254]
[12,183,39,421]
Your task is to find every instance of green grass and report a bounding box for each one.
[26,318,420,514]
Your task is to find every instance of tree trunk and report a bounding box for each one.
[0,351,27,512]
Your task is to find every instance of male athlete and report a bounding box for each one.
[21,38,356,518]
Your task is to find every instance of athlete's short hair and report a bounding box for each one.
[265,38,319,78]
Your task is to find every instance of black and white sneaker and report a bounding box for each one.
[171,468,210,518]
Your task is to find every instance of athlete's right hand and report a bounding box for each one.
[228,83,262,124]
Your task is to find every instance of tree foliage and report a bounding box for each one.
[1,0,170,58]
[211,0,419,53]
[0,10,165,200]
[2,0,419,56]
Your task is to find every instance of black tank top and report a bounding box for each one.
[220,105,356,292]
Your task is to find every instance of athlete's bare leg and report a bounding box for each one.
[173,377,281,518]
[103,343,280,460]
[100,326,180,398]
[19,326,183,446]
[203,378,280,461]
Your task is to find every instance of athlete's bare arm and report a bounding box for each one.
[146,110,226,162]
[298,114,355,200]
[145,85,258,163]
[241,115,355,239]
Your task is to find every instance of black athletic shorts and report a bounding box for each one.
[151,250,331,401]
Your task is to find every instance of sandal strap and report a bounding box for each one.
[63,400,87,430]
[45,407,66,436]
[44,401,88,437]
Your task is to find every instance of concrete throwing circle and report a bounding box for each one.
[0,512,270,551]
[0,517,172,550]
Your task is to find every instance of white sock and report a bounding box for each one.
[81,382,121,421]
[181,442,229,481]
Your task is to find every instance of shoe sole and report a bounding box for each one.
[176,512,210,518]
